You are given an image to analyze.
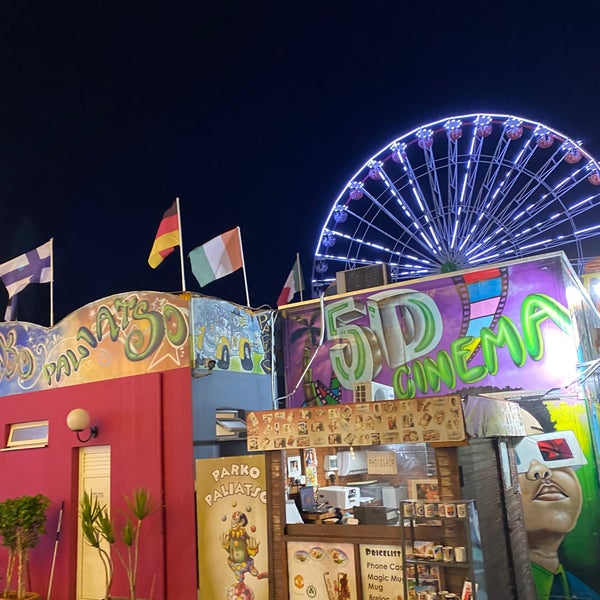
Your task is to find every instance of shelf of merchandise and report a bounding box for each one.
[399,499,482,599]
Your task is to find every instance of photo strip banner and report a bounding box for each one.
[247,394,466,452]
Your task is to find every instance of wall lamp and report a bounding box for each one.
[66,408,98,443]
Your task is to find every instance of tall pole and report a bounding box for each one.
[49,237,54,327]
[237,226,251,307]
[297,252,304,302]
[175,197,187,291]
[46,500,64,600]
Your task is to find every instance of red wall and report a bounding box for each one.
[0,367,196,599]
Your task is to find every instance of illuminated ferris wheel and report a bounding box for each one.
[312,113,600,295]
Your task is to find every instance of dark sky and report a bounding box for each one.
[2,1,600,324]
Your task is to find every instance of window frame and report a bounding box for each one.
[4,420,49,450]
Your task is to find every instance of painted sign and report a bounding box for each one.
[196,454,270,600]
[246,395,466,452]
[0,291,189,395]
[358,544,404,600]
[287,541,356,600]
[281,254,580,407]
[191,296,272,374]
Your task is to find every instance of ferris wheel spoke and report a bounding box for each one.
[393,150,444,250]
[524,141,569,182]
[418,132,451,253]
[575,223,600,240]
[470,143,542,241]
[355,186,440,257]
[470,130,513,208]
[324,198,442,268]
[482,147,579,230]
[374,163,438,245]
[547,166,588,197]
[440,138,459,250]
[567,191,600,217]
[451,126,484,249]
[462,157,582,252]
[456,146,516,252]
[339,206,438,265]
[498,169,592,238]
[466,174,552,249]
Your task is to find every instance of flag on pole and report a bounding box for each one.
[0,240,52,321]
[277,255,305,306]
[148,201,180,268]
[189,228,243,287]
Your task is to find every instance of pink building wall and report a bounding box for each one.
[0,367,196,599]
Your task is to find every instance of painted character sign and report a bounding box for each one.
[282,256,579,406]
[221,510,268,597]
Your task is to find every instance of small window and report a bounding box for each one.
[4,420,49,450]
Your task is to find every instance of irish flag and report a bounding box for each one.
[189,228,243,287]
[277,255,304,306]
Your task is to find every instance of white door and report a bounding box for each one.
[76,445,111,600]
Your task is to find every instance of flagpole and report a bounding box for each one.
[237,226,251,306]
[296,252,303,302]
[175,197,186,291]
[49,238,54,327]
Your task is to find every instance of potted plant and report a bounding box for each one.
[0,494,50,600]
[80,488,157,600]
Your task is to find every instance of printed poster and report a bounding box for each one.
[287,541,356,599]
[196,454,269,599]
[359,544,404,600]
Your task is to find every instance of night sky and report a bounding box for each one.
[2,1,600,324]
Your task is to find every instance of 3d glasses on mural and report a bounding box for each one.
[515,431,587,473]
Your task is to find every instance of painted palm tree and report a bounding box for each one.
[289,309,322,406]
[288,309,341,406]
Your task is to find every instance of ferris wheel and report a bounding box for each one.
[312,113,600,296]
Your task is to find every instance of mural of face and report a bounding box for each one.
[519,458,583,540]
[516,408,585,572]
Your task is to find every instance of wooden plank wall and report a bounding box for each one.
[457,438,535,599]
[266,450,289,600]
[499,439,538,599]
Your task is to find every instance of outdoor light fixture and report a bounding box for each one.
[66,408,98,443]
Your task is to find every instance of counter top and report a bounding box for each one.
[285,522,442,542]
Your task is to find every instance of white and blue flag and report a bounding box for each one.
[0,240,52,320]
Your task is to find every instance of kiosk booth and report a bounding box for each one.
[253,251,600,600]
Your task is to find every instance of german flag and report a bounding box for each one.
[148,201,180,268]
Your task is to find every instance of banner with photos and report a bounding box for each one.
[247,394,466,451]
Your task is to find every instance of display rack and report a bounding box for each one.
[399,499,484,599]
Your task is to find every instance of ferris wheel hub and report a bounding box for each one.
[440,261,459,273]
